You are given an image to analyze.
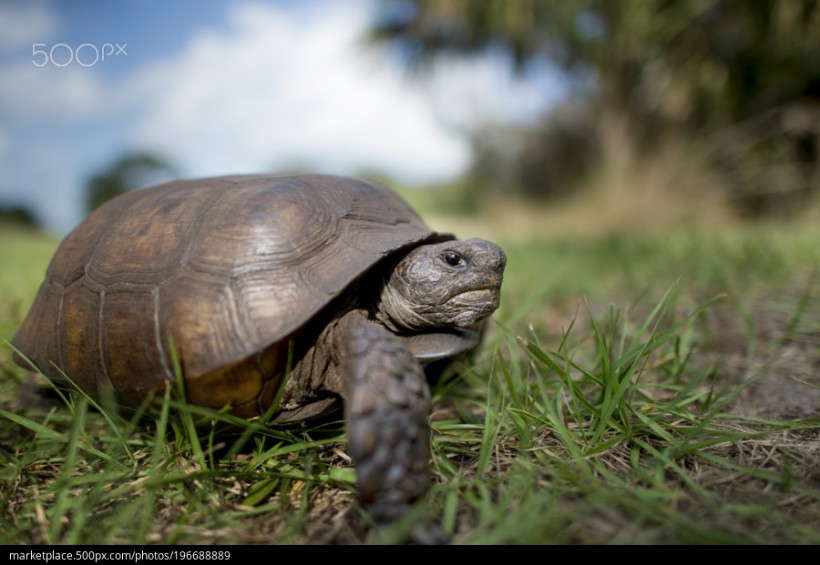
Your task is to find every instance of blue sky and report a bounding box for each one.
[0,0,567,234]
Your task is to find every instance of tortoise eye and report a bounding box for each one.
[442,251,465,267]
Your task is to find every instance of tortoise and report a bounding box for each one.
[12,173,506,524]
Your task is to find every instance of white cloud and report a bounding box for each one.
[0,63,111,121]
[129,2,471,185]
[0,0,563,233]
[0,1,57,52]
[0,1,121,123]
[425,52,567,130]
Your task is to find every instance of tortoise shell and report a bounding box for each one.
[12,174,451,418]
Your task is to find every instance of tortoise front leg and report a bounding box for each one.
[337,310,433,524]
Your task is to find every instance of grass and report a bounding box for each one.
[1,197,819,544]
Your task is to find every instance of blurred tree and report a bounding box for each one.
[86,153,177,213]
[0,205,39,229]
[373,0,820,215]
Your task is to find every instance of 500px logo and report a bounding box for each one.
[32,43,127,67]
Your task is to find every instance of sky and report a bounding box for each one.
[0,0,568,234]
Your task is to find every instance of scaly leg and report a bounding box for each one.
[338,310,433,523]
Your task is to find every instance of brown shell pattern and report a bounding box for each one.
[12,174,443,416]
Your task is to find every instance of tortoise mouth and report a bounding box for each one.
[454,288,498,304]
[449,287,501,316]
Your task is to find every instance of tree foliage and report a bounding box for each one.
[0,206,39,229]
[86,153,177,213]
[373,0,820,215]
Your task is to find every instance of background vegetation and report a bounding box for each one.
[374,0,819,218]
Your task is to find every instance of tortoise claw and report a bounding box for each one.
[341,312,433,524]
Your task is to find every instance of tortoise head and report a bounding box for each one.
[375,238,506,332]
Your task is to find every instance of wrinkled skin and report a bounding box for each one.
[275,237,506,531]
[331,238,505,526]
[375,238,507,332]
